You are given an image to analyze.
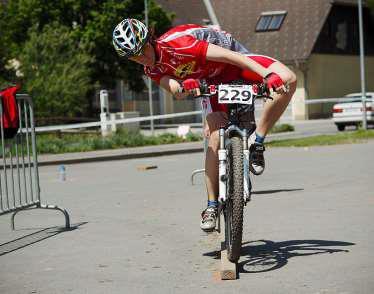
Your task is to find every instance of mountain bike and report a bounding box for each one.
[198,81,270,262]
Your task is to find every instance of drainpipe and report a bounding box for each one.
[144,0,154,135]
[202,0,220,28]
[294,59,309,120]
[358,0,367,129]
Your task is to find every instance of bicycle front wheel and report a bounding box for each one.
[225,135,244,263]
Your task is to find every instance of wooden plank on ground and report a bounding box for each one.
[220,245,237,280]
[219,213,237,280]
[136,165,158,171]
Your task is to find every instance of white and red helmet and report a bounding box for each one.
[112,18,149,57]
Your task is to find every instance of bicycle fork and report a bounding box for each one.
[218,128,227,204]
[218,127,252,205]
[243,132,252,204]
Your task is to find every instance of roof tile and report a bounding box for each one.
[156,0,209,26]
[212,0,332,62]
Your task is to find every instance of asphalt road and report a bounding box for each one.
[0,141,373,294]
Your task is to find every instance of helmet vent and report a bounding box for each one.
[112,18,149,57]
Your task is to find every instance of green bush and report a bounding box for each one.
[269,123,295,134]
[35,129,203,154]
[32,123,295,155]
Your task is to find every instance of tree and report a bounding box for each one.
[0,48,15,89]
[19,23,92,118]
[0,0,173,91]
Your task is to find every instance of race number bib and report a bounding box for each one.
[218,84,254,105]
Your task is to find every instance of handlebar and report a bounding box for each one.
[180,80,273,101]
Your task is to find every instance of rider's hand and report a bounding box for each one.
[182,78,201,96]
[264,73,288,95]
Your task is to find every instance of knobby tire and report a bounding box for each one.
[225,135,244,263]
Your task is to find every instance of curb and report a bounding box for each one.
[37,143,204,166]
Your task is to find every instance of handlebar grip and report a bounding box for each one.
[178,79,208,95]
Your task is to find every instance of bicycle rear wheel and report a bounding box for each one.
[225,135,244,263]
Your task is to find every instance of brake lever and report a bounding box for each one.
[258,83,290,102]
[254,83,273,102]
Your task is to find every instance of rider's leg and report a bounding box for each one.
[249,61,297,175]
[204,111,228,200]
[255,61,297,137]
[201,111,228,231]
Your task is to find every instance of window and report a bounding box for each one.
[336,21,348,50]
[313,5,374,55]
[256,11,287,32]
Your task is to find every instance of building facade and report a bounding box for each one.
[121,0,374,121]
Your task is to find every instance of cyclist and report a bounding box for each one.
[112,19,296,232]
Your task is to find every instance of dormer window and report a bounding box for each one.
[256,11,287,32]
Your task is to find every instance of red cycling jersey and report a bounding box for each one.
[144,24,276,112]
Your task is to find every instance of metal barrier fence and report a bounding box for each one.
[0,93,70,229]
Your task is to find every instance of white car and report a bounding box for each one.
[332,92,374,131]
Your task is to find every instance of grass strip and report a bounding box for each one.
[267,129,374,147]
[35,128,203,154]
[269,123,294,134]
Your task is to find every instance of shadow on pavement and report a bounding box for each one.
[239,239,355,274]
[0,222,87,257]
[252,188,304,195]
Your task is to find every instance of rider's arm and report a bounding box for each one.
[205,43,271,78]
[159,75,190,100]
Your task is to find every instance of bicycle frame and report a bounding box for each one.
[196,81,268,206]
[193,81,270,259]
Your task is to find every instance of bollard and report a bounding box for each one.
[100,112,110,137]
[100,90,110,137]
[110,113,117,133]
[100,90,109,114]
